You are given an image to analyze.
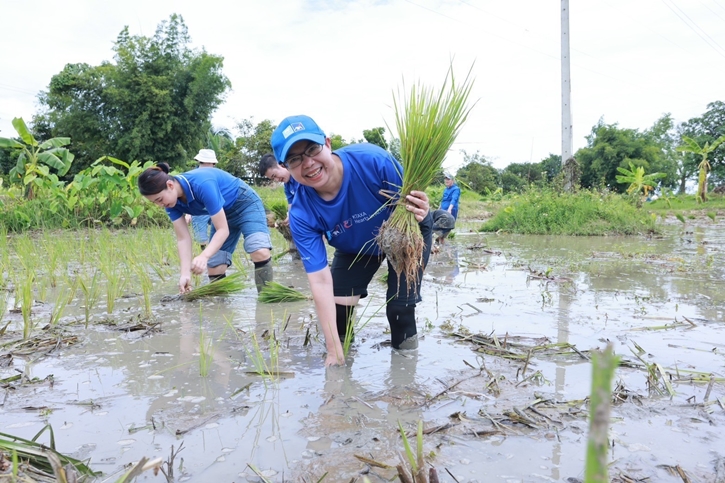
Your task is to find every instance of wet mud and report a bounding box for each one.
[1,218,724,482]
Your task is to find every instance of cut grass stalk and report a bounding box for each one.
[584,344,619,483]
[377,62,475,292]
[258,281,309,304]
[182,271,246,301]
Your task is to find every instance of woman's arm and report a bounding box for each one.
[191,209,230,274]
[173,218,194,292]
[307,267,345,366]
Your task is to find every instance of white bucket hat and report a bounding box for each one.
[194,149,218,164]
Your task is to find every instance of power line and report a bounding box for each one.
[670,0,725,52]
[660,0,725,59]
[0,82,39,96]
[700,0,725,25]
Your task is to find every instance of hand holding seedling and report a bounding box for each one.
[178,275,192,293]
[405,190,430,222]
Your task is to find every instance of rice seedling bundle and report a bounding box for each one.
[182,271,246,301]
[258,281,309,304]
[269,200,293,242]
[377,63,476,291]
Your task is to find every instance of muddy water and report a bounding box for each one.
[1,219,724,482]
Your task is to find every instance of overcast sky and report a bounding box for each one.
[1,0,724,171]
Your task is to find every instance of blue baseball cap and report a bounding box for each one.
[271,115,326,164]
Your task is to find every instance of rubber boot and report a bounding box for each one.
[254,261,273,293]
[387,304,418,350]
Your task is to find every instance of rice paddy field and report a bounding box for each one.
[0,215,723,482]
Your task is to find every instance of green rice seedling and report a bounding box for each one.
[99,256,125,314]
[198,305,213,378]
[396,420,435,482]
[182,271,246,301]
[79,270,102,328]
[707,211,716,222]
[675,212,686,224]
[258,281,309,303]
[585,344,619,483]
[377,63,475,291]
[269,200,288,221]
[49,289,70,326]
[136,268,154,318]
[342,296,390,357]
[20,270,35,339]
[242,310,281,383]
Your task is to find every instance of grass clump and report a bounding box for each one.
[377,62,475,291]
[182,271,246,301]
[258,281,309,303]
[480,189,658,236]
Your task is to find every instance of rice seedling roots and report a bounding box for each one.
[376,218,424,294]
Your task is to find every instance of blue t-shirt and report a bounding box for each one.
[165,168,243,222]
[283,177,299,204]
[441,183,461,219]
[289,143,403,273]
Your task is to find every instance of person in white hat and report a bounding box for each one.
[187,149,219,248]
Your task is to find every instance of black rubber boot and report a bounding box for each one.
[208,273,226,282]
[335,304,355,343]
[253,258,273,293]
[387,304,418,349]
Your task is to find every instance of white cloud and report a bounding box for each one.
[1,0,723,172]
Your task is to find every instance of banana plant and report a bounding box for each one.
[0,117,74,199]
[677,134,725,203]
[615,161,665,198]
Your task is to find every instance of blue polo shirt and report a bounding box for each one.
[165,168,243,222]
[289,143,403,273]
[283,177,300,204]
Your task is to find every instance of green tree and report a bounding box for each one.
[455,150,499,194]
[576,119,663,192]
[677,134,725,202]
[224,118,276,181]
[538,153,562,182]
[33,14,231,173]
[680,101,725,185]
[0,118,73,199]
[362,127,388,150]
[641,113,683,192]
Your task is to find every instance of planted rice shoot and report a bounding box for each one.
[198,304,213,377]
[258,281,309,304]
[182,271,246,301]
[377,63,475,291]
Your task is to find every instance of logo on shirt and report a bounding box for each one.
[343,218,353,229]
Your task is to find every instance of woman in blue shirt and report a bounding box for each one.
[138,163,273,294]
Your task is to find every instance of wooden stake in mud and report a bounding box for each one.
[377,62,476,293]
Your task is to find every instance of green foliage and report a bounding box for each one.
[362,127,388,150]
[615,161,666,196]
[576,119,668,193]
[680,100,725,184]
[223,118,276,181]
[0,118,73,199]
[676,134,725,203]
[33,14,231,173]
[456,150,499,195]
[584,345,619,483]
[0,155,167,232]
[480,189,658,236]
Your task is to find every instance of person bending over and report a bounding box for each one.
[138,163,273,294]
[271,115,432,366]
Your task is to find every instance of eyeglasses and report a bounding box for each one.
[285,142,323,169]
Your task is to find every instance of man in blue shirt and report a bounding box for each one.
[441,171,461,219]
[271,115,432,366]
[259,153,300,254]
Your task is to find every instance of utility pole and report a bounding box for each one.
[561,0,578,192]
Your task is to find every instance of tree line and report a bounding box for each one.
[1,14,724,197]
